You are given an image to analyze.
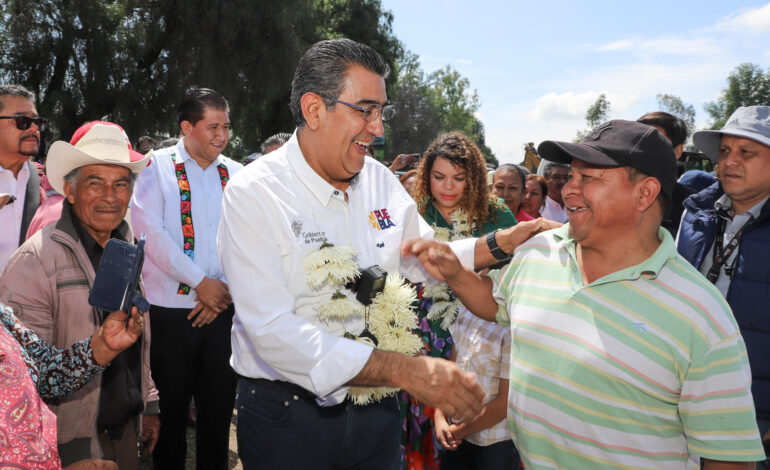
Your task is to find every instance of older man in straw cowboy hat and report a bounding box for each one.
[0,121,160,470]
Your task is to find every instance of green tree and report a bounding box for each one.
[574,93,610,142]
[386,60,496,164]
[0,0,403,158]
[704,63,770,129]
[655,93,696,139]
[385,52,442,157]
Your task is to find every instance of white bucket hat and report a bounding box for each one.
[693,106,770,162]
[45,121,150,196]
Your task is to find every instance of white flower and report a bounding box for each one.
[423,282,451,301]
[317,291,363,322]
[433,226,451,242]
[304,244,359,289]
[439,301,461,329]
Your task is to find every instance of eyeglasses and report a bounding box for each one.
[319,95,395,122]
[0,115,47,131]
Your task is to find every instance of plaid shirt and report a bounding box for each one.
[449,307,512,446]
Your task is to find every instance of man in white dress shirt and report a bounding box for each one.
[131,88,242,470]
[218,38,547,470]
[0,84,44,270]
[540,160,569,223]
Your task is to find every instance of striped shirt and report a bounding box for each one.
[490,224,764,469]
[449,307,512,446]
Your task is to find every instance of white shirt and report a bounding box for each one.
[540,194,567,223]
[0,162,30,270]
[131,139,243,308]
[218,132,476,405]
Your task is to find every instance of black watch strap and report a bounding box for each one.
[486,229,510,261]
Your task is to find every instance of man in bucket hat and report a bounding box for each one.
[677,105,770,457]
[0,121,160,469]
[404,120,765,468]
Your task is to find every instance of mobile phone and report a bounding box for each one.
[88,236,149,318]
[400,153,420,165]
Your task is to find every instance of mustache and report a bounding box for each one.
[20,135,40,144]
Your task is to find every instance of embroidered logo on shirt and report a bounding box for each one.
[632,322,648,333]
[291,219,303,238]
[368,208,396,231]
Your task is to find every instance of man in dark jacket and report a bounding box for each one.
[677,105,770,450]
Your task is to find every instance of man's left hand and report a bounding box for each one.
[91,307,145,365]
[142,414,160,455]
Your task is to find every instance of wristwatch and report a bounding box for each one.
[486,229,510,261]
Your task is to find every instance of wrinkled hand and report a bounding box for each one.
[194,277,231,312]
[63,458,119,470]
[92,307,145,365]
[406,356,485,423]
[142,414,160,455]
[401,239,462,282]
[187,302,219,327]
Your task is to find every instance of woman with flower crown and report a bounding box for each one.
[399,132,517,470]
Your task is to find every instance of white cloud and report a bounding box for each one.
[529,91,638,121]
[716,3,770,33]
[456,58,472,65]
[598,36,722,55]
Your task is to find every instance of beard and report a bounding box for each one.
[18,136,40,157]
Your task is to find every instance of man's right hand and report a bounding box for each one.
[402,355,486,423]
[194,277,231,312]
[350,350,486,423]
[401,239,464,283]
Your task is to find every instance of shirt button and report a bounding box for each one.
[334,190,339,195]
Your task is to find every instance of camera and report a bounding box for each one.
[346,265,387,305]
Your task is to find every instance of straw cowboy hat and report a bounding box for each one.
[45,121,151,196]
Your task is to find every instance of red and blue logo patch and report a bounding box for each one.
[369,208,396,230]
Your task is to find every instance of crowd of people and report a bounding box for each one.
[0,36,768,470]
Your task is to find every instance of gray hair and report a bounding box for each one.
[0,84,35,112]
[543,161,570,179]
[495,163,527,187]
[290,38,390,127]
[64,167,138,192]
[260,132,292,153]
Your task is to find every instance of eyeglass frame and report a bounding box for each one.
[318,95,395,123]
[0,115,48,131]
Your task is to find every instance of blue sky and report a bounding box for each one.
[380,0,770,164]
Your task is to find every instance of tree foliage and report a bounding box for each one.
[386,60,496,165]
[0,0,403,157]
[655,93,696,139]
[574,93,610,142]
[0,0,494,163]
[704,63,770,130]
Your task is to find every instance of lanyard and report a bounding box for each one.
[706,210,754,284]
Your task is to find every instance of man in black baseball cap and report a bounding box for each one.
[536,119,677,252]
[401,118,765,467]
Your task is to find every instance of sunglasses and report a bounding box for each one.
[0,115,47,131]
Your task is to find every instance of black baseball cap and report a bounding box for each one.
[537,119,677,200]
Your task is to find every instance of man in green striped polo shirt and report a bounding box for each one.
[404,120,764,469]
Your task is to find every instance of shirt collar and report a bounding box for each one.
[714,193,769,219]
[545,195,561,208]
[553,223,677,285]
[286,131,360,206]
[174,138,223,169]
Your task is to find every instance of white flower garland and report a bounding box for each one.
[304,241,422,405]
[425,210,476,329]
